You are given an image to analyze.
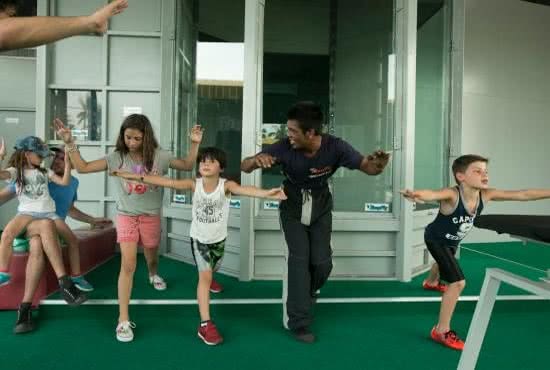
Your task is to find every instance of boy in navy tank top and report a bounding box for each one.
[401,154,550,351]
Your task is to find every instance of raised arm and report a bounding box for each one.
[53,118,108,173]
[483,188,550,202]
[49,150,72,186]
[400,187,457,204]
[111,170,195,191]
[169,125,203,171]
[0,0,128,51]
[225,181,286,200]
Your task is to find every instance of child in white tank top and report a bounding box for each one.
[111,147,286,345]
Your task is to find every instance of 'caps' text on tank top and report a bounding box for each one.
[424,186,484,247]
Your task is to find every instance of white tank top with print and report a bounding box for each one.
[189,178,230,244]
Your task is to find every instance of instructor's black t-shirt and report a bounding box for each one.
[261,135,363,216]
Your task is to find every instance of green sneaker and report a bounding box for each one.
[0,272,11,287]
[71,276,94,292]
[12,236,29,254]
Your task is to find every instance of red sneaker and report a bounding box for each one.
[198,321,224,345]
[423,280,447,293]
[430,327,465,350]
[210,280,224,293]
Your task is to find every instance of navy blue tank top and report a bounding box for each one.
[424,186,484,246]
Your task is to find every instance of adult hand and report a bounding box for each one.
[88,0,129,34]
[91,217,113,229]
[254,153,277,169]
[367,150,390,171]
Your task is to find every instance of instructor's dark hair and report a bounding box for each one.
[452,154,489,184]
[287,101,324,135]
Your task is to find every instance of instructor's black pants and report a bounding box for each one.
[280,209,333,330]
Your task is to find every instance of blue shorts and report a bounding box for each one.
[18,211,60,220]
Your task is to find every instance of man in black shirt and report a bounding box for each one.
[241,101,390,343]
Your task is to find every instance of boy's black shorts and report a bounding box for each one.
[425,240,465,283]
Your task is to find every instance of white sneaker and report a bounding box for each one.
[149,274,167,291]
[116,321,136,342]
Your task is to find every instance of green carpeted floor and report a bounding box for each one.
[0,241,549,370]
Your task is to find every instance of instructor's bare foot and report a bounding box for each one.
[88,0,128,34]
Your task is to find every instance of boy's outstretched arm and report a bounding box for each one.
[400,188,456,204]
[484,188,550,202]
[225,181,287,200]
[111,170,195,191]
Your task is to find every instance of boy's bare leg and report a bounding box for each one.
[0,0,128,51]
[436,279,466,332]
[198,270,213,321]
[424,263,440,285]
[0,214,33,271]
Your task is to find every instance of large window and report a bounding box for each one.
[172,0,244,205]
[414,0,451,210]
[261,0,395,213]
[172,0,197,204]
[50,89,102,141]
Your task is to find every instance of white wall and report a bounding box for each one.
[0,57,36,109]
[0,56,37,228]
[462,0,550,242]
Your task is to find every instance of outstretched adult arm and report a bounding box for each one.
[0,0,128,51]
